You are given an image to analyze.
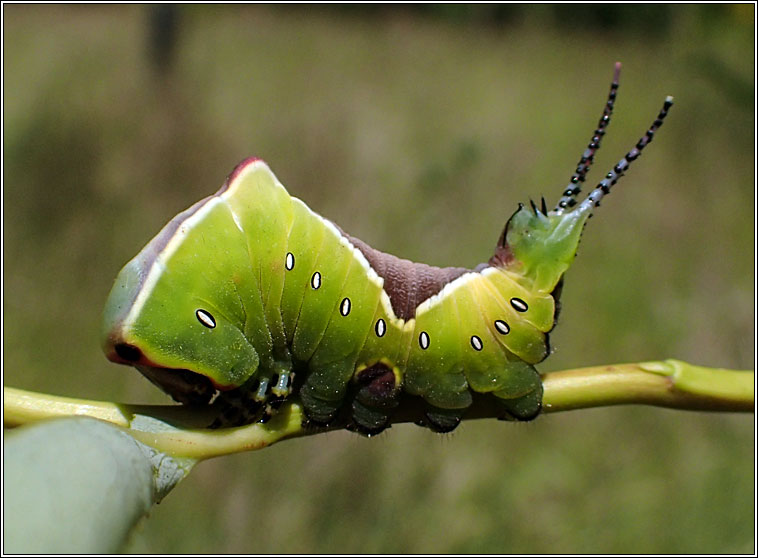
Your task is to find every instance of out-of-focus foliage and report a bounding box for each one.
[3,417,176,553]
[3,4,754,553]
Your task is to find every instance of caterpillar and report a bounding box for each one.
[101,63,673,435]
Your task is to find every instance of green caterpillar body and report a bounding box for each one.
[102,64,673,434]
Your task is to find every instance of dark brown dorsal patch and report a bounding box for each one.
[340,230,470,320]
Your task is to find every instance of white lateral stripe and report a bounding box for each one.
[293,197,401,325]
[123,196,224,328]
[129,161,288,328]
[235,163,401,325]
[414,272,480,318]
[125,159,409,333]
[320,215,403,325]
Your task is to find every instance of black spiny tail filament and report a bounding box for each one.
[579,95,674,211]
[555,61,622,213]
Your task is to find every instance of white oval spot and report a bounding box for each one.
[470,335,483,351]
[375,319,386,337]
[510,297,528,312]
[340,297,351,316]
[494,320,510,335]
[419,331,430,350]
[196,309,216,329]
[311,272,321,290]
[285,252,295,270]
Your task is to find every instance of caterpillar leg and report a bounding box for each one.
[348,362,401,436]
[419,405,467,433]
[298,360,356,425]
[348,362,467,435]
[208,370,293,428]
[270,371,295,398]
[493,371,543,421]
[298,388,339,425]
[208,376,264,429]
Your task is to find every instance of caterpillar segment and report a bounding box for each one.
[223,159,296,375]
[101,63,673,435]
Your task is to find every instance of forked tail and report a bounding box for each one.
[554,61,622,213]
[495,63,674,294]
[572,94,674,214]
[553,62,674,214]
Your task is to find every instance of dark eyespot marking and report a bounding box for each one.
[311,271,321,290]
[196,309,216,328]
[115,343,142,362]
[375,319,386,337]
[494,320,510,335]
[285,252,295,270]
[470,335,483,351]
[419,331,430,350]
[340,297,351,316]
[510,298,528,312]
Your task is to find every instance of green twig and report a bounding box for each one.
[541,359,754,412]
[4,359,753,460]
[3,359,752,553]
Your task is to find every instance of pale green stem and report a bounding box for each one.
[542,359,754,412]
[4,359,753,461]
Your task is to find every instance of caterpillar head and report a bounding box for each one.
[101,193,260,405]
[494,63,673,294]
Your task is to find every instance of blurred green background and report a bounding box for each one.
[3,4,754,553]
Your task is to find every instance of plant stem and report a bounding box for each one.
[542,360,754,412]
[4,359,753,460]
